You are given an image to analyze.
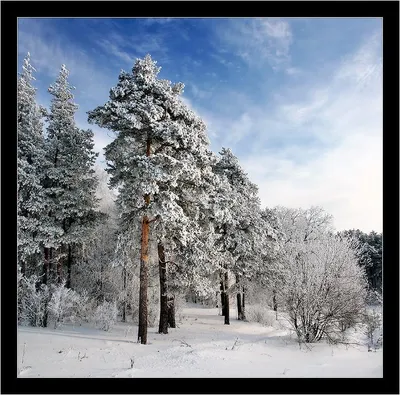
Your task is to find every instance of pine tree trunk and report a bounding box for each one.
[137,137,151,345]
[167,295,176,328]
[273,289,278,312]
[237,292,242,320]
[43,248,49,286]
[49,247,53,283]
[224,271,230,325]
[138,215,150,344]
[236,275,244,320]
[66,245,72,288]
[158,242,168,334]
[242,285,246,320]
[220,279,226,316]
[56,246,63,284]
[42,247,50,327]
[122,266,127,322]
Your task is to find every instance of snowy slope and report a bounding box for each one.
[17,304,382,378]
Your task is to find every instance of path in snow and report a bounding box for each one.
[17,304,382,378]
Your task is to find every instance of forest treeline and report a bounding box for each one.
[17,53,382,347]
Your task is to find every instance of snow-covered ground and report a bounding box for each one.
[17,304,382,378]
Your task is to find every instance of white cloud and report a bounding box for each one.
[237,31,383,232]
[97,39,134,65]
[215,18,293,70]
[18,20,114,104]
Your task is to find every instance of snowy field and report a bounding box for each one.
[17,304,382,378]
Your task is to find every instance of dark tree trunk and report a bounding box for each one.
[42,247,50,327]
[66,245,72,289]
[49,247,54,283]
[167,295,176,328]
[220,279,226,316]
[56,246,63,285]
[273,289,278,311]
[122,266,127,322]
[21,261,26,276]
[237,292,242,320]
[137,137,151,345]
[43,248,49,286]
[242,285,246,320]
[224,271,230,325]
[138,215,150,344]
[158,242,168,334]
[236,275,245,320]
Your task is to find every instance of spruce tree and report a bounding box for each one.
[45,64,100,288]
[211,148,278,323]
[17,53,48,275]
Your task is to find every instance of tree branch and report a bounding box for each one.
[147,215,161,224]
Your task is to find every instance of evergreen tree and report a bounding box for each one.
[17,53,48,275]
[44,64,100,288]
[338,229,382,292]
[211,148,278,323]
[88,54,214,343]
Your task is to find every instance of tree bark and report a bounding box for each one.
[49,247,53,283]
[42,247,50,327]
[158,242,168,334]
[137,137,151,345]
[273,289,278,311]
[237,292,242,320]
[66,245,72,288]
[220,279,226,316]
[43,248,50,286]
[56,245,63,284]
[122,266,127,322]
[224,270,230,325]
[138,215,150,344]
[242,285,246,320]
[167,295,176,328]
[236,275,245,320]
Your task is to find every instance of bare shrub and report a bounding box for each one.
[246,304,275,327]
[279,234,367,343]
[94,301,118,331]
[362,306,382,351]
[18,273,49,327]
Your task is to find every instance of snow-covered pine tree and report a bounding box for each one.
[17,53,49,276]
[150,98,216,335]
[210,148,278,323]
[88,54,215,342]
[44,64,101,288]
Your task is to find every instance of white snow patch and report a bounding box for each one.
[17,304,382,378]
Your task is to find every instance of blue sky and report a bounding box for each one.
[18,17,382,232]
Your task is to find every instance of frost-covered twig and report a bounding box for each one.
[230,337,240,350]
[172,339,192,348]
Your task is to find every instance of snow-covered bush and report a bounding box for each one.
[47,282,96,328]
[278,234,367,343]
[362,306,382,351]
[48,282,79,328]
[246,304,275,327]
[94,301,118,331]
[18,274,49,327]
[74,290,94,325]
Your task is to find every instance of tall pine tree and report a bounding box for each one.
[17,53,48,275]
[44,64,100,288]
[88,54,214,343]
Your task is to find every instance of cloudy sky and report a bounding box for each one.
[18,17,383,232]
